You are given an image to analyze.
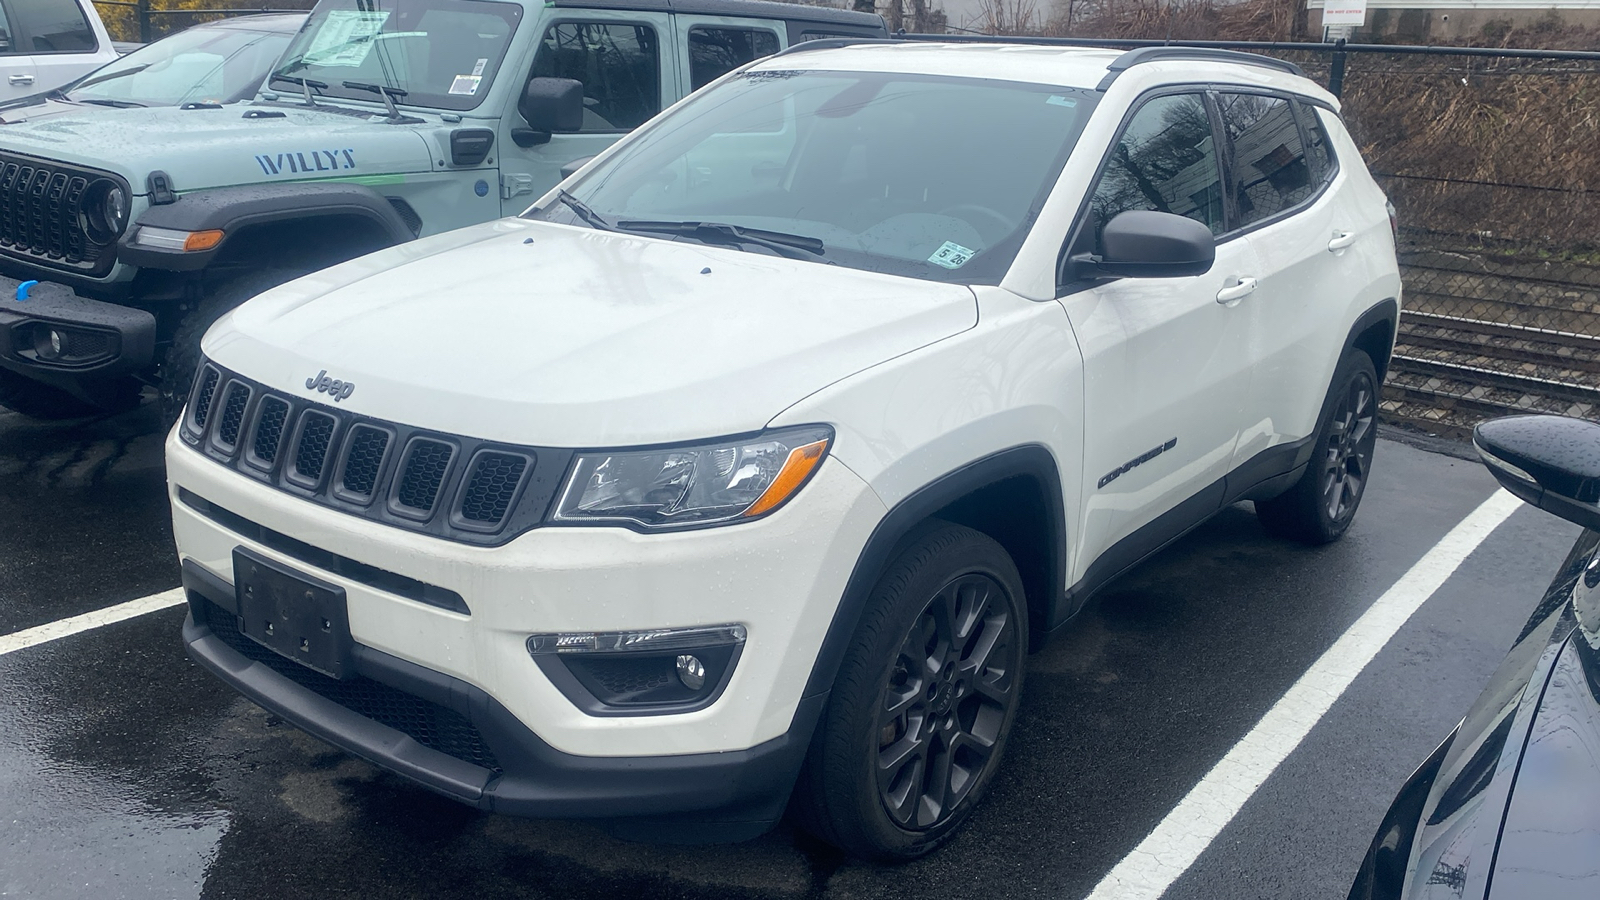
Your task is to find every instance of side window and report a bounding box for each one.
[0,4,14,55]
[8,0,95,52]
[687,26,778,91]
[1298,102,1338,185]
[1216,93,1313,228]
[1090,92,1224,247]
[530,22,660,133]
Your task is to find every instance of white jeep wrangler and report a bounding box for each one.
[167,40,1402,859]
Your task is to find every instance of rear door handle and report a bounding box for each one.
[1328,230,1358,251]
[8,74,34,86]
[1216,276,1257,305]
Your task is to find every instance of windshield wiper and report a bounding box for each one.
[74,64,148,90]
[270,73,326,107]
[76,98,146,108]
[613,220,826,260]
[557,190,614,232]
[342,80,406,120]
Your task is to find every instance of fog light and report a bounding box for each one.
[49,329,62,355]
[527,624,745,713]
[676,654,706,690]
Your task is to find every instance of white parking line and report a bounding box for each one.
[0,588,186,657]
[1081,488,1524,900]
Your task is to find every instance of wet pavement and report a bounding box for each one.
[0,399,1582,900]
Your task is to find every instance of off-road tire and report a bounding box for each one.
[1256,351,1380,544]
[0,368,140,420]
[793,521,1028,860]
[158,268,298,425]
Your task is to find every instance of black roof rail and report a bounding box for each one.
[1097,46,1304,90]
[764,36,900,61]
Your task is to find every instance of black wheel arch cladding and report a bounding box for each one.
[802,445,1068,700]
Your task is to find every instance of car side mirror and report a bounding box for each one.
[1475,414,1600,530]
[514,77,584,147]
[1067,210,1216,280]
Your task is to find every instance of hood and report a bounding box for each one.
[0,95,96,126]
[0,103,433,192]
[205,219,978,447]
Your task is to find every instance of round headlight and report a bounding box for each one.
[101,185,127,233]
[83,180,128,241]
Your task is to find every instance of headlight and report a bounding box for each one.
[83,180,129,240]
[102,185,127,232]
[552,426,832,530]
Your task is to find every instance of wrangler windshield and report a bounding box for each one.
[531,70,1098,283]
[269,0,521,111]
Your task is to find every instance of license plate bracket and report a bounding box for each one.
[233,547,352,679]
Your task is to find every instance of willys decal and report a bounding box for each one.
[256,149,357,176]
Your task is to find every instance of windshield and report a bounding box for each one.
[67,22,298,107]
[270,0,521,111]
[530,70,1098,284]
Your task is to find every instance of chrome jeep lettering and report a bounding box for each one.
[255,149,358,176]
[304,369,356,402]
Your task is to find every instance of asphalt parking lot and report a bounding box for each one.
[0,401,1582,900]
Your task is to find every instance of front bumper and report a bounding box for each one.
[167,425,887,822]
[181,560,824,835]
[0,274,154,398]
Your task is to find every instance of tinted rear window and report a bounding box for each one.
[10,0,96,52]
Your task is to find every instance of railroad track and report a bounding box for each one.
[1382,310,1600,441]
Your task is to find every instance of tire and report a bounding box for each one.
[0,368,140,420]
[1256,351,1380,545]
[158,268,298,426]
[793,521,1028,860]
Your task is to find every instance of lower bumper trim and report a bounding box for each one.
[180,560,822,828]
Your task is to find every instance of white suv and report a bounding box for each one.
[166,40,1401,859]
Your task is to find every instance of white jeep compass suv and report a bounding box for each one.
[166,40,1402,859]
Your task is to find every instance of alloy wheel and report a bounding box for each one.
[1321,370,1377,523]
[874,573,1021,831]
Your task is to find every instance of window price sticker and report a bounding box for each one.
[928,241,976,269]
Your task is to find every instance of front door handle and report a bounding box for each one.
[1328,230,1358,251]
[8,74,34,86]
[1216,276,1258,305]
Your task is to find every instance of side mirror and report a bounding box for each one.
[1474,414,1600,530]
[514,77,583,147]
[1068,210,1216,280]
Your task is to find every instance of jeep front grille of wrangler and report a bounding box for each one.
[0,152,126,276]
[180,361,573,546]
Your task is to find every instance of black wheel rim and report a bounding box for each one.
[1321,370,1377,523]
[874,573,1020,831]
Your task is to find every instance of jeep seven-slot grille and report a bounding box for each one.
[215,383,250,449]
[395,438,453,513]
[0,153,123,275]
[252,397,290,464]
[461,452,528,523]
[339,426,390,499]
[181,361,570,546]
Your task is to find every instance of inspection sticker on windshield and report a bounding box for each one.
[929,241,976,269]
[304,10,390,67]
[449,75,483,95]
[1047,95,1077,108]
[472,58,488,76]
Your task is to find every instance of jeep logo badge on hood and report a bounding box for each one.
[306,369,355,402]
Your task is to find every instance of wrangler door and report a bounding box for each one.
[497,13,676,215]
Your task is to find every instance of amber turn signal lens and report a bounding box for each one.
[183,229,225,252]
[743,439,829,518]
